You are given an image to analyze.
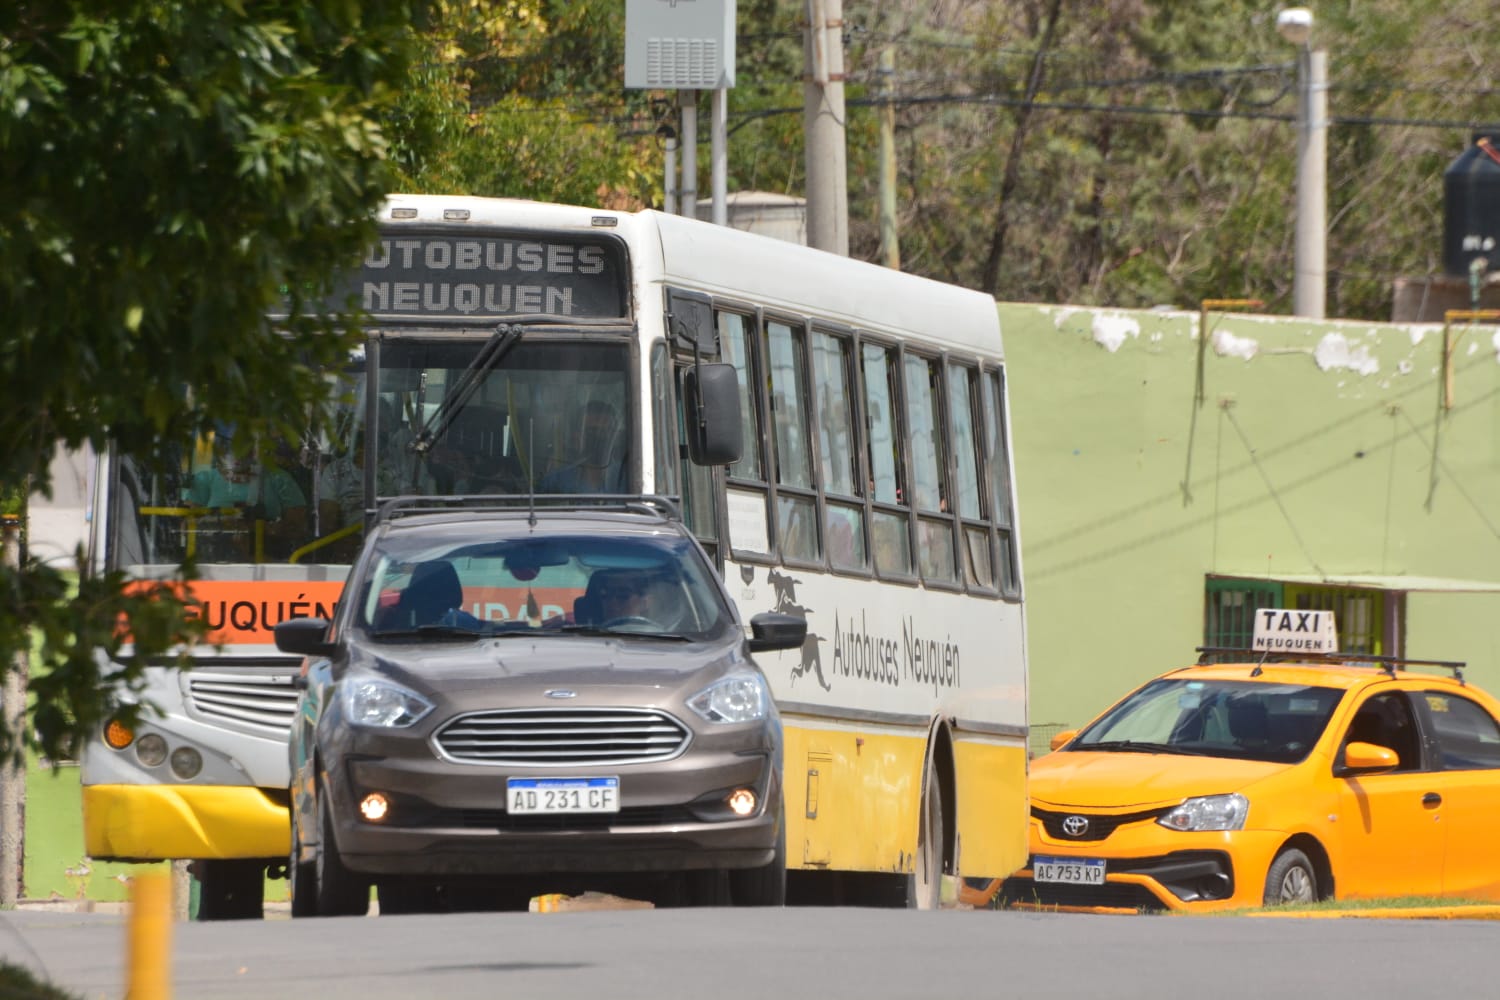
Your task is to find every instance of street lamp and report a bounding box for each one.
[1277,7,1327,318]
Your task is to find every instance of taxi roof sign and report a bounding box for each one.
[1252,609,1339,654]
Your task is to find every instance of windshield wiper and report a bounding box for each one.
[1079,740,1206,755]
[553,623,693,642]
[409,322,524,456]
[371,624,487,641]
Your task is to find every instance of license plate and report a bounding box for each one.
[506,777,620,815]
[1032,856,1106,885]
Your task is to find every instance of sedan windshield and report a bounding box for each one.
[1070,678,1343,764]
[357,531,731,642]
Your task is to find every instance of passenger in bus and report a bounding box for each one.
[187,452,308,560]
[540,400,626,493]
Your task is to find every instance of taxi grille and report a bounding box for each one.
[434,708,691,765]
[186,667,301,734]
[1032,806,1168,841]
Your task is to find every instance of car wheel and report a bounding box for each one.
[288,805,317,918]
[1263,847,1317,906]
[315,787,371,917]
[194,859,265,921]
[905,765,944,910]
[728,816,786,907]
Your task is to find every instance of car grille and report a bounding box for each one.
[434,708,692,765]
[1032,806,1168,841]
[999,877,1165,911]
[185,666,301,734]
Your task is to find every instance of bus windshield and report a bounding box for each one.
[110,334,632,569]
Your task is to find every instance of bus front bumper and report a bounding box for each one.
[82,784,290,861]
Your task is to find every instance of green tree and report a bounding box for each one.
[0,0,431,763]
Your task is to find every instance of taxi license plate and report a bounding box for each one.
[1033,856,1106,885]
[506,777,620,815]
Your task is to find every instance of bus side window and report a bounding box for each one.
[861,342,912,577]
[904,353,955,583]
[948,362,993,589]
[811,328,867,572]
[719,309,772,557]
[766,318,819,564]
[984,368,1020,597]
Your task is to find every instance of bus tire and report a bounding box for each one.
[315,787,370,917]
[194,859,265,921]
[906,759,945,910]
[729,815,786,907]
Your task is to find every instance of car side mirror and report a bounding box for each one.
[1341,740,1399,774]
[682,363,742,467]
[747,612,807,653]
[274,617,338,658]
[1049,729,1079,752]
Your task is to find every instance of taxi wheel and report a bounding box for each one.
[288,808,317,918]
[1263,848,1318,906]
[906,768,944,910]
[316,787,371,917]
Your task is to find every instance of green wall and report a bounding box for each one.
[1002,302,1500,734]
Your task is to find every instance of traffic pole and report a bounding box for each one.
[127,870,173,1000]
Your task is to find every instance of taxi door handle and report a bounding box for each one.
[1422,792,1442,807]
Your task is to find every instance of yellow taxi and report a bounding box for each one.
[1002,610,1500,912]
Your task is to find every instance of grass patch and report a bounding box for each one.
[1208,895,1496,916]
[0,961,82,1000]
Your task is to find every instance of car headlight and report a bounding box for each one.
[1157,793,1249,832]
[688,671,769,724]
[342,679,433,728]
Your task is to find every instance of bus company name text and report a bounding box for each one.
[362,281,577,317]
[192,595,339,635]
[366,238,608,275]
[831,610,961,692]
[359,238,611,318]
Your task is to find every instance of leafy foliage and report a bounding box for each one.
[0,0,431,762]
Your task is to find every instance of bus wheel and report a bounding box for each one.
[728,816,786,907]
[195,859,265,921]
[288,809,317,918]
[315,788,370,917]
[906,764,944,910]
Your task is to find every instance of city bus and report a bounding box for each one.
[81,194,1028,915]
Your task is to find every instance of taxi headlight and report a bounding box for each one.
[342,679,434,728]
[1157,793,1249,832]
[689,672,769,724]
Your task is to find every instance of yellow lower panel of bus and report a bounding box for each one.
[82,785,290,860]
[783,722,1026,880]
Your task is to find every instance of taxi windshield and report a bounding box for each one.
[1070,678,1344,764]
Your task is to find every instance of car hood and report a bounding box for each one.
[1029,750,1290,811]
[355,635,741,700]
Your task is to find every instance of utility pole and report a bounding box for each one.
[679,90,698,220]
[1,511,26,909]
[804,0,848,255]
[877,47,899,270]
[1276,8,1326,318]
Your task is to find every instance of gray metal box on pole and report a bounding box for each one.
[625,0,735,90]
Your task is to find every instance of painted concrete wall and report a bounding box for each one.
[1002,302,1500,736]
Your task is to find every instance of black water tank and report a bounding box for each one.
[1444,132,1500,276]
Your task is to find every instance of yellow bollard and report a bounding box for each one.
[127,871,173,1000]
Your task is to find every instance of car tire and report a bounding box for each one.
[728,817,786,907]
[315,787,371,917]
[1263,847,1317,906]
[194,859,265,921]
[905,765,944,910]
[288,805,317,918]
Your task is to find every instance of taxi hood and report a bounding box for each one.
[1028,749,1292,811]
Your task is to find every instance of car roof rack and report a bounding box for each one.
[1194,646,1467,684]
[371,493,683,526]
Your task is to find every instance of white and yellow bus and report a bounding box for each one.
[82,194,1028,914]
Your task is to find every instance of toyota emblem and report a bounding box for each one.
[1061,815,1090,837]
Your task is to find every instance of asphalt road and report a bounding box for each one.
[2,905,1498,1000]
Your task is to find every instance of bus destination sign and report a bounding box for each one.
[325,231,628,321]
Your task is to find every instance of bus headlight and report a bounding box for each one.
[689,672,769,724]
[134,733,168,767]
[169,746,203,779]
[343,679,433,728]
[1158,793,1249,832]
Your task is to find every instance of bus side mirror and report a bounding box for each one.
[683,363,742,467]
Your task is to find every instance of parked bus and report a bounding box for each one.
[81,194,1028,915]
